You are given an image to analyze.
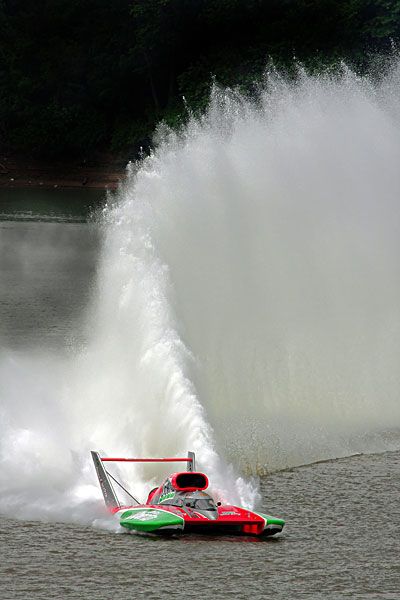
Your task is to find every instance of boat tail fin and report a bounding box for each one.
[91,450,120,509]
[187,451,196,471]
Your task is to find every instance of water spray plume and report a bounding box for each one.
[1,62,400,525]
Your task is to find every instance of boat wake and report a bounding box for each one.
[1,61,400,526]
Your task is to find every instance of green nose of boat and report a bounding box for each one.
[119,507,185,533]
[255,512,285,536]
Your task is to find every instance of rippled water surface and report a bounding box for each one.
[1,451,399,599]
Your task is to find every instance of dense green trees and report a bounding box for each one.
[0,0,399,159]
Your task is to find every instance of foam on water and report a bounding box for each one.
[1,62,400,524]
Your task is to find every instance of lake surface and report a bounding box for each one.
[1,451,399,600]
[0,189,399,599]
[0,189,102,349]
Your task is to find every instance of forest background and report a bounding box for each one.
[0,0,399,162]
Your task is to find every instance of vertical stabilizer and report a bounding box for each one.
[91,451,120,509]
[187,451,196,471]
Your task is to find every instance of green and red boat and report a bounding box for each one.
[91,451,285,537]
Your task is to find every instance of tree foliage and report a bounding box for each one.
[0,0,399,158]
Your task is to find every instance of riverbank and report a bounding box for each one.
[0,155,126,190]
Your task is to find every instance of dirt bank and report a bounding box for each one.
[0,154,127,190]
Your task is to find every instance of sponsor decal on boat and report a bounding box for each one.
[125,510,159,521]
[159,492,175,503]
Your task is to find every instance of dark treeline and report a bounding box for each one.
[0,0,399,159]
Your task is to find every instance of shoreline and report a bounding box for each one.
[0,155,127,191]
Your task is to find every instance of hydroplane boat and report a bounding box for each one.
[91,451,285,537]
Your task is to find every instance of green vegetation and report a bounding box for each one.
[0,1,399,159]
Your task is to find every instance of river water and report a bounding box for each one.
[0,189,399,599]
[0,451,399,600]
